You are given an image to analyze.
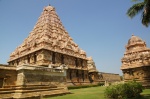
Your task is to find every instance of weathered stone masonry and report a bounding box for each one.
[7,5,90,85]
[121,35,150,88]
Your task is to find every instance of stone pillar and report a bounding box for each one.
[105,80,109,86]
[30,54,34,64]
[16,70,25,86]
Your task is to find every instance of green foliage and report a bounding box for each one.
[68,82,105,90]
[68,83,103,90]
[127,2,144,18]
[104,81,143,99]
[68,85,91,90]
[120,76,123,81]
[127,0,150,27]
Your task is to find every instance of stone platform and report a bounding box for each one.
[0,85,70,99]
[0,65,70,99]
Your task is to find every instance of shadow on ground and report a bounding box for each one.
[140,94,150,99]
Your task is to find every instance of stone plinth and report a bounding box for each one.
[0,64,70,99]
[16,65,67,86]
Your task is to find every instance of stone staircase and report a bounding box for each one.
[0,85,70,99]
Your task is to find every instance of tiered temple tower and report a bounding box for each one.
[87,57,99,83]
[8,5,89,85]
[121,35,150,87]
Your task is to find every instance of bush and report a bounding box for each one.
[68,85,90,90]
[104,81,143,99]
[68,83,102,90]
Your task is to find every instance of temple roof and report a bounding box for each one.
[125,35,149,54]
[127,34,146,46]
[8,5,87,62]
[121,35,150,70]
[128,34,144,45]
[87,57,98,72]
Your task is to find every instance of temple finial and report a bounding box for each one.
[132,34,134,36]
[48,4,51,6]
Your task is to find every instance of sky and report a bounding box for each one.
[0,0,150,75]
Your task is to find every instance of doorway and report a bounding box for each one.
[0,78,4,88]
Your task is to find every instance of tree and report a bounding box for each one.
[127,0,150,27]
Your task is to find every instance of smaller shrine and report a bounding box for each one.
[121,35,150,87]
[87,57,99,83]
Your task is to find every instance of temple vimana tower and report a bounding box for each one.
[8,5,90,85]
[121,35,150,87]
[0,5,97,98]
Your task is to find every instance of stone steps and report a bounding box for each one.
[0,87,64,94]
[0,86,63,90]
[0,85,70,99]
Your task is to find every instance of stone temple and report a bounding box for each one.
[0,5,121,98]
[121,35,150,88]
[8,5,90,86]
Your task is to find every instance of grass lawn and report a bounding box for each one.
[44,86,150,99]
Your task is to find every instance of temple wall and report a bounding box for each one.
[99,72,121,82]
[8,49,89,86]
[0,64,69,99]
[122,68,150,88]
[16,65,67,87]
[123,67,150,87]
[66,69,89,86]
[8,49,88,68]
[0,64,17,87]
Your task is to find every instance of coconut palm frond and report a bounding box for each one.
[127,2,145,18]
[141,0,150,27]
[142,9,150,27]
[127,0,150,27]
[132,0,143,2]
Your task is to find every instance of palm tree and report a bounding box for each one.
[127,0,150,27]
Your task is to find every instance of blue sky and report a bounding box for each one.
[0,0,150,75]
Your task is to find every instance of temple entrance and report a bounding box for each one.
[0,78,4,88]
